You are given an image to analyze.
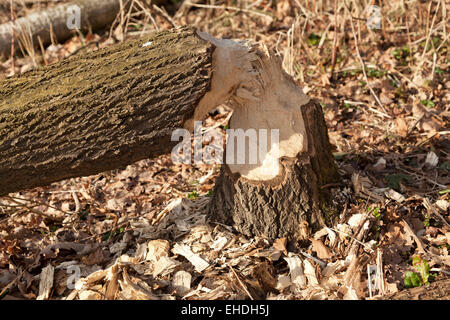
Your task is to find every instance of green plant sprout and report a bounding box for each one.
[404,255,431,288]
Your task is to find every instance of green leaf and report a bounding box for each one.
[307,33,320,46]
[102,231,111,241]
[187,190,199,200]
[412,256,430,285]
[371,207,381,220]
[366,68,385,78]
[439,161,450,170]
[434,67,444,76]
[420,100,435,108]
[333,152,348,161]
[404,271,422,288]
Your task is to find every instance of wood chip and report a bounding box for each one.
[210,236,228,251]
[146,240,170,263]
[343,286,359,300]
[152,198,182,225]
[104,264,120,300]
[37,264,54,300]
[303,259,319,286]
[153,256,180,278]
[173,271,192,296]
[78,290,102,300]
[172,243,210,273]
[284,255,306,290]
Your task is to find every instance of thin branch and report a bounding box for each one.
[329,0,339,82]
[348,9,388,115]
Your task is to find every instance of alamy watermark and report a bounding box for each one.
[66,264,81,290]
[171,121,280,167]
[66,5,81,30]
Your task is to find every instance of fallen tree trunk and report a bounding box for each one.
[0,27,213,196]
[0,26,340,239]
[0,0,121,57]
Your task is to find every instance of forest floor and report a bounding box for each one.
[0,0,448,300]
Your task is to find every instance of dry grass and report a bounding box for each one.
[0,0,448,300]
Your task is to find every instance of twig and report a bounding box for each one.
[0,268,25,298]
[1,196,64,222]
[328,226,374,254]
[329,0,338,82]
[376,248,385,296]
[347,9,388,115]
[299,250,327,268]
[1,195,71,216]
[182,1,274,20]
[152,5,178,28]
[401,219,426,254]
[229,265,254,300]
[416,0,440,75]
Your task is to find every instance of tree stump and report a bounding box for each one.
[197,34,341,239]
[209,101,340,239]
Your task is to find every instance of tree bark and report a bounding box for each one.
[0,26,213,196]
[0,0,121,57]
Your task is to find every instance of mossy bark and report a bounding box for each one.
[0,27,213,196]
[209,100,341,239]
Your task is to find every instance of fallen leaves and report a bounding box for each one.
[310,239,333,260]
[0,0,449,302]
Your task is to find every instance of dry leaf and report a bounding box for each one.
[276,274,291,291]
[273,238,288,256]
[303,259,319,286]
[425,151,439,167]
[310,238,333,260]
[395,116,408,137]
[81,248,108,266]
[385,188,406,203]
